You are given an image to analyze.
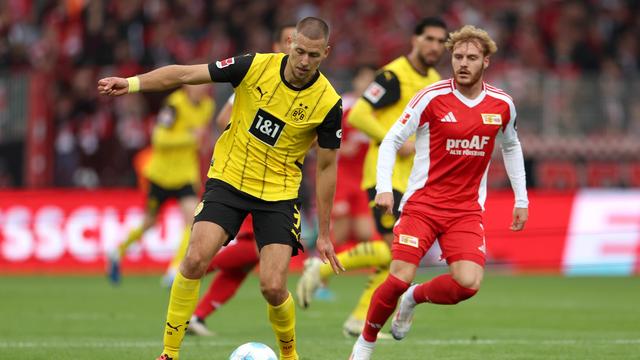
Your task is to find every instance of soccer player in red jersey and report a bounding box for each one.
[349,25,529,359]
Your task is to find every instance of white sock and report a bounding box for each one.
[357,334,376,348]
[404,284,418,307]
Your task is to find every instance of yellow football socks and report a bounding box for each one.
[351,267,389,320]
[168,227,191,270]
[319,240,391,280]
[162,271,201,359]
[268,293,299,360]
[118,227,144,257]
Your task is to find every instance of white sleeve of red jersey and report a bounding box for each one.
[500,110,529,208]
[376,107,421,194]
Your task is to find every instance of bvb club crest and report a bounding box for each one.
[291,103,308,122]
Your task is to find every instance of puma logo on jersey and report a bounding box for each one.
[446,135,491,157]
[440,112,457,123]
[256,86,268,100]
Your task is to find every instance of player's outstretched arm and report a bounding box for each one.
[98,64,211,96]
[315,147,344,274]
[347,99,388,142]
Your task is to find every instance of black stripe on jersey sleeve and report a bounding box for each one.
[208,54,255,87]
[361,70,401,109]
[316,99,343,149]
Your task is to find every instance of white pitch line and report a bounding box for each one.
[0,339,237,349]
[1,339,639,349]
[411,339,640,346]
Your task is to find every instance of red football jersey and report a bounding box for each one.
[337,93,369,181]
[377,79,522,213]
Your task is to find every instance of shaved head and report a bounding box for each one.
[296,17,330,44]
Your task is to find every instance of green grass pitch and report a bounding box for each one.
[1,271,639,359]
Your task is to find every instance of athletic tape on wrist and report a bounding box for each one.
[127,76,140,93]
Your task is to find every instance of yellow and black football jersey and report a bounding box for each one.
[206,53,342,201]
[348,56,440,192]
[144,88,214,189]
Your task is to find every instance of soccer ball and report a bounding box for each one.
[229,342,277,360]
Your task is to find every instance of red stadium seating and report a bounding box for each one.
[586,162,622,187]
[628,162,640,187]
[536,161,579,189]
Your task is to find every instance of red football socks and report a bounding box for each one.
[193,269,249,319]
[195,239,260,319]
[362,274,410,342]
[412,274,477,305]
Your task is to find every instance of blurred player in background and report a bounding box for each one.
[186,23,296,337]
[107,84,214,285]
[297,17,448,338]
[306,65,376,303]
[349,25,529,359]
[331,65,377,248]
[99,16,343,360]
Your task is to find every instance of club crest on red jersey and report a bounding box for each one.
[481,113,502,125]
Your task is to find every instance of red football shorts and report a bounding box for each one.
[332,176,370,218]
[392,206,486,267]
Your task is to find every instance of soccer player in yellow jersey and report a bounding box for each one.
[186,23,296,337]
[296,17,448,338]
[106,84,214,285]
[98,17,343,360]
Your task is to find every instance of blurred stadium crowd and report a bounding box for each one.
[0,0,639,189]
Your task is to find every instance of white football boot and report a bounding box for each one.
[391,284,418,340]
[186,315,214,336]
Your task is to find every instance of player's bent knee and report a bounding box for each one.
[451,272,482,290]
[389,260,417,284]
[180,253,209,278]
[259,282,288,305]
[450,259,484,290]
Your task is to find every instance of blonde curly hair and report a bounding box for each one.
[445,25,497,56]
